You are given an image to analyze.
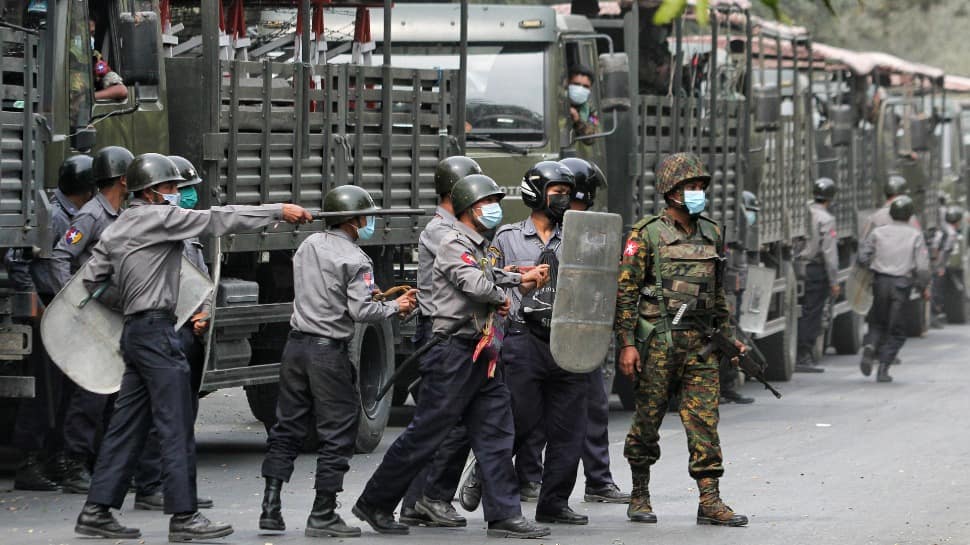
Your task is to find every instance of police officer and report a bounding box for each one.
[795,178,839,373]
[487,161,589,525]
[400,156,482,528]
[51,145,133,494]
[615,152,748,527]
[862,175,920,237]
[857,196,930,383]
[928,206,959,329]
[6,155,96,490]
[74,153,312,541]
[719,191,757,404]
[131,155,215,511]
[353,175,551,539]
[563,157,631,503]
[259,185,416,538]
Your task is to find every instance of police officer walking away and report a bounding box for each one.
[259,185,416,538]
[353,175,551,538]
[857,196,930,383]
[928,206,959,329]
[6,155,96,491]
[862,175,920,238]
[51,145,133,494]
[400,156,482,528]
[796,178,839,373]
[73,154,312,541]
[615,152,748,527]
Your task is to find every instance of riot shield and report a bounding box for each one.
[550,210,623,373]
[41,257,213,394]
[845,263,873,315]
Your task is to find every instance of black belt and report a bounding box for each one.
[125,310,176,323]
[289,330,348,349]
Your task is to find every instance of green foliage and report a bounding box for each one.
[653,0,838,26]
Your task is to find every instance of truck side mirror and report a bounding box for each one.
[71,127,97,153]
[829,104,855,147]
[598,53,630,113]
[118,12,161,85]
[753,84,781,131]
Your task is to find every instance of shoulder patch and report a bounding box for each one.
[461,252,478,266]
[65,227,83,245]
[623,240,640,257]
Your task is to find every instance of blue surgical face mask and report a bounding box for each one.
[476,202,503,229]
[683,190,706,215]
[568,84,590,106]
[153,189,181,207]
[357,216,376,241]
[745,210,757,226]
[179,186,199,209]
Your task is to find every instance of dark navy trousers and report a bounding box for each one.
[261,331,359,493]
[513,365,615,490]
[403,317,472,508]
[864,273,912,364]
[359,337,520,522]
[87,313,198,514]
[503,331,588,514]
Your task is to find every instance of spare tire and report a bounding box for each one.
[351,320,394,454]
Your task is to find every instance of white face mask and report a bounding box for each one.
[568,84,591,106]
[152,189,181,207]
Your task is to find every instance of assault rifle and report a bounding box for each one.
[699,325,782,399]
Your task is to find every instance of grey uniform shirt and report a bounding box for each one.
[858,221,930,287]
[83,199,284,316]
[930,223,956,271]
[51,192,120,290]
[3,190,82,294]
[862,199,921,240]
[799,202,838,284]
[290,229,399,341]
[491,217,562,320]
[417,206,457,316]
[431,221,522,338]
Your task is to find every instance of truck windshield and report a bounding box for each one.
[332,45,546,142]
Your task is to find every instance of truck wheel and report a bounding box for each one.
[351,320,394,454]
[944,272,967,324]
[831,311,863,355]
[760,267,798,382]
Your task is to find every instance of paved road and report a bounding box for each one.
[2,324,969,545]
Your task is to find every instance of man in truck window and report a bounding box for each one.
[88,17,127,102]
[567,64,599,138]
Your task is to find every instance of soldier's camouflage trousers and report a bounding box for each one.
[624,329,724,479]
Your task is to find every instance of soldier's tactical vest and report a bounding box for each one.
[634,215,722,347]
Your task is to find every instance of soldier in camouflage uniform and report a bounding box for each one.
[614,152,748,527]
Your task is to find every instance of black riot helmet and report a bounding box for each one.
[945,205,964,225]
[520,161,576,210]
[323,185,379,227]
[434,156,483,197]
[58,155,95,196]
[92,146,134,187]
[452,174,505,216]
[885,175,909,198]
[742,190,760,211]
[813,177,837,202]
[889,195,915,222]
[125,153,185,193]
[167,155,202,188]
[559,157,605,208]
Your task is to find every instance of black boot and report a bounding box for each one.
[14,451,60,491]
[259,477,285,531]
[306,491,362,538]
[352,499,409,535]
[486,515,551,538]
[877,362,893,383]
[45,451,68,485]
[169,511,233,542]
[61,455,92,494]
[75,502,141,539]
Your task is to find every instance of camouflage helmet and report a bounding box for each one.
[813,177,837,202]
[889,195,915,222]
[58,155,95,196]
[125,153,184,193]
[92,146,134,185]
[434,156,483,196]
[885,175,909,198]
[655,152,710,196]
[452,174,505,216]
[945,205,964,225]
[559,157,605,208]
[323,185,379,227]
[742,190,760,211]
[167,155,202,188]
